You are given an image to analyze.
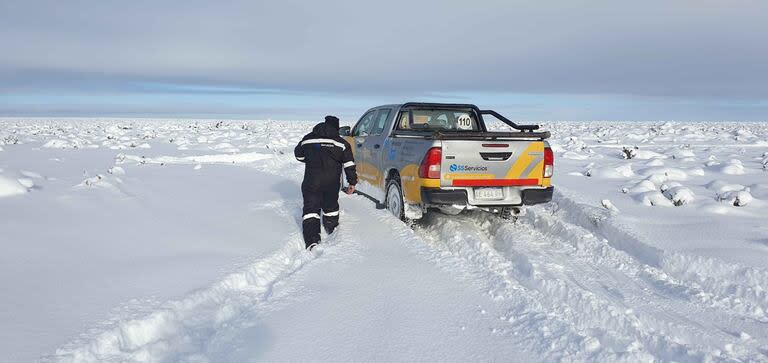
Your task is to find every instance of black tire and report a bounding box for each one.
[385,176,406,221]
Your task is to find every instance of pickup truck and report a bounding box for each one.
[340,102,553,220]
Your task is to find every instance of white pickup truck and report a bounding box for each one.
[340,102,553,220]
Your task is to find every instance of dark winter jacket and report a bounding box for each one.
[294,117,358,187]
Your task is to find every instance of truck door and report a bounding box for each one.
[360,108,393,191]
[349,110,377,185]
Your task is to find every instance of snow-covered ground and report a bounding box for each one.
[1,118,767,362]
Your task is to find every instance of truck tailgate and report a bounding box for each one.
[440,140,545,187]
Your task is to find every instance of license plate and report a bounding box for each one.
[474,187,504,200]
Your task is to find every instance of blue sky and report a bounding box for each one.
[1,0,767,121]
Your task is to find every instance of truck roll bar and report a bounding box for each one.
[479,110,539,132]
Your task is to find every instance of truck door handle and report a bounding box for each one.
[373,144,381,149]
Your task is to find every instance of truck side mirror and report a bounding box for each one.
[339,126,351,136]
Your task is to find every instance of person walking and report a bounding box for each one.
[294,115,358,250]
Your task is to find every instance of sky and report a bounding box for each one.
[1,0,767,121]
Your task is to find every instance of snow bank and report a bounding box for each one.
[0,175,28,197]
[119,152,273,165]
[51,240,313,362]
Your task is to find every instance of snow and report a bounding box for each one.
[0,175,28,197]
[1,118,768,362]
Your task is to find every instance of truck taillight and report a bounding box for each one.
[419,147,442,179]
[543,146,554,178]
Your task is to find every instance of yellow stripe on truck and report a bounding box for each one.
[400,164,422,203]
[505,142,545,184]
[420,178,440,188]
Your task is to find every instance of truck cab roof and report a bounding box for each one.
[364,102,542,133]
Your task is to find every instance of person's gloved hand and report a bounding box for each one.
[346,184,356,194]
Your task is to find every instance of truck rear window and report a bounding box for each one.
[397,109,480,132]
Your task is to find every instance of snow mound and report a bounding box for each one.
[601,199,620,212]
[43,138,95,149]
[107,166,125,175]
[716,160,746,175]
[662,185,695,206]
[628,180,657,193]
[622,148,666,160]
[718,190,754,207]
[706,180,744,194]
[586,164,635,178]
[635,191,675,207]
[211,142,237,150]
[17,178,35,189]
[707,180,755,207]
[638,167,689,181]
[672,149,696,160]
[0,175,28,197]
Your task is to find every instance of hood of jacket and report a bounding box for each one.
[312,122,339,138]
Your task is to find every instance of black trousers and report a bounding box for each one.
[301,181,340,247]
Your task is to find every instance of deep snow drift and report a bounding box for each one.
[1,118,767,362]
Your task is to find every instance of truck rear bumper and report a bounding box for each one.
[421,188,469,205]
[421,186,554,206]
[521,187,554,205]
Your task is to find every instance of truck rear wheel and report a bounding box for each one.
[385,178,405,221]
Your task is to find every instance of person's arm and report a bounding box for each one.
[294,140,306,163]
[341,140,358,193]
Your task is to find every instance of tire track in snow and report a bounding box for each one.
[510,211,768,361]
[47,223,363,363]
[411,211,767,362]
[552,187,768,323]
[46,234,315,362]
[413,214,691,361]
